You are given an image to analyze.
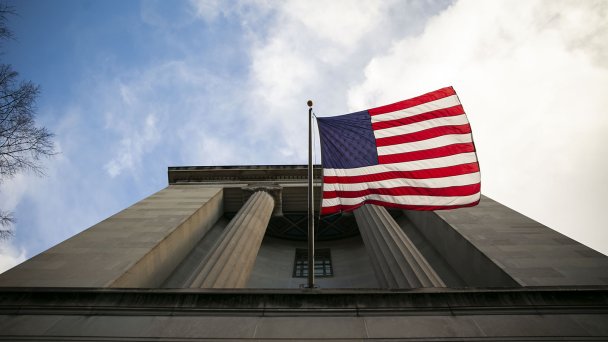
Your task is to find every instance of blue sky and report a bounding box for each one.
[0,0,607,271]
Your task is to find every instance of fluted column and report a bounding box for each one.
[189,191,274,288]
[354,204,445,288]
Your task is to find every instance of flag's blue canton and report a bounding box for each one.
[317,110,378,169]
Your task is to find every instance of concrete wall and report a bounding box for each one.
[161,218,229,288]
[408,195,608,286]
[395,214,467,287]
[163,217,379,289]
[0,185,223,288]
[247,235,380,288]
[1,288,607,340]
[404,206,520,288]
[4,310,607,341]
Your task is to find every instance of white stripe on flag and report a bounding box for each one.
[373,114,470,139]
[323,172,480,191]
[377,133,473,156]
[370,95,461,123]
[323,152,478,177]
[321,192,481,207]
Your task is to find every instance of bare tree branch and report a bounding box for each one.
[0,66,54,180]
[0,209,13,239]
[0,5,56,239]
[0,4,14,42]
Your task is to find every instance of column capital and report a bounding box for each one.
[242,183,282,216]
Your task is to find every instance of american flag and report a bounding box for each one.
[316,87,480,215]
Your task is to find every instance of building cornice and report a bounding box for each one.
[168,165,323,184]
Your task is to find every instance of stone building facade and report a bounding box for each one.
[0,165,607,340]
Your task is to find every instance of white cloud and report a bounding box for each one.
[0,174,28,214]
[280,0,386,49]
[105,113,160,178]
[0,242,26,274]
[189,0,225,23]
[242,0,450,162]
[98,60,227,177]
[349,0,608,254]
[190,136,244,166]
[141,0,198,28]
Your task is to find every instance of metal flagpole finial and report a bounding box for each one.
[307,100,313,108]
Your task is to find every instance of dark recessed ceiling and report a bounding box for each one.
[224,210,403,241]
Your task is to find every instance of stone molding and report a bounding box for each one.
[0,287,607,316]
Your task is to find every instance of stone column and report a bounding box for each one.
[189,190,275,288]
[354,204,445,288]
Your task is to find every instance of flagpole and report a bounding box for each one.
[307,99,315,288]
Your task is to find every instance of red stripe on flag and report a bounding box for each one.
[372,105,464,131]
[323,183,481,199]
[368,87,456,116]
[320,197,480,215]
[375,124,471,147]
[378,143,475,164]
[323,162,480,184]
